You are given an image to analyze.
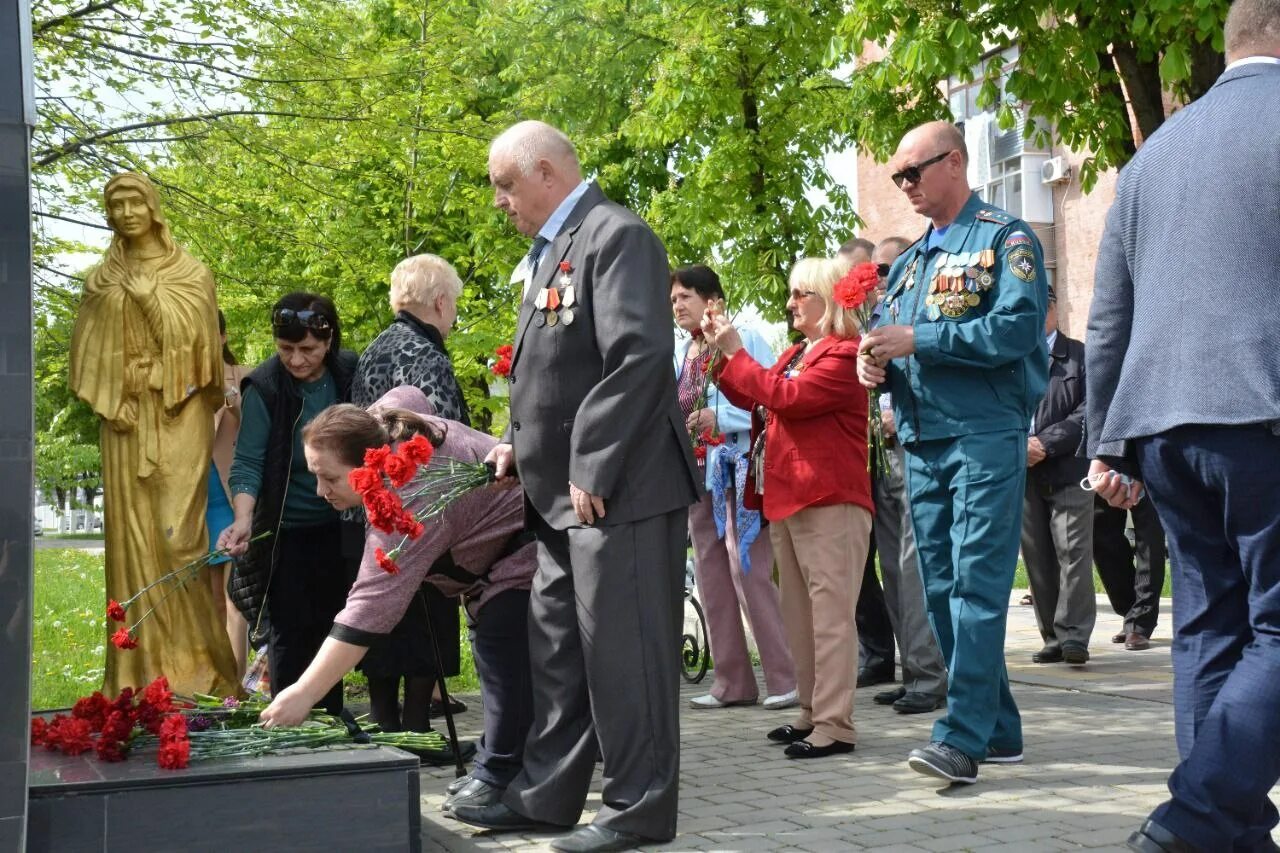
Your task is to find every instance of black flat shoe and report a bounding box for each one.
[449,801,569,833]
[767,724,814,744]
[430,698,468,716]
[873,686,906,705]
[784,739,856,759]
[1032,646,1064,664]
[551,824,652,853]
[446,773,474,795]
[1126,818,1198,853]
[403,738,477,766]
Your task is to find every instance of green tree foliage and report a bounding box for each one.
[834,0,1230,191]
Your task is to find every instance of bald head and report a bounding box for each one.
[490,121,582,178]
[489,121,585,238]
[1225,0,1280,62]
[890,120,972,227]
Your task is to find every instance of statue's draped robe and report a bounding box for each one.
[70,245,239,697]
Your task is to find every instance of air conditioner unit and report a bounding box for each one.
[1040,156,1070,185]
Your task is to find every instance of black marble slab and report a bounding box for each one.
[28,744,422,852]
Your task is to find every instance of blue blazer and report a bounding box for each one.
[1086,61,1280,461]
[674,326,775,490]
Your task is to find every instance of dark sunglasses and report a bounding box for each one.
[876,263,892,278]
[271,308,332,334]
[890,150,955,189]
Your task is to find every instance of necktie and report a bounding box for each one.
[526,235,549,279]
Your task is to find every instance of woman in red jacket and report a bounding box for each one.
[702,257,873,759]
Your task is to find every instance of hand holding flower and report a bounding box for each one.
[700,311,743,357]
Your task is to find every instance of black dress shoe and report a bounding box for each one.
[443,778,504,812]
[784,739,856,759]
[1126,818,1197,853]
[857,666,896,688]
[873,686,906,705]
[1062,642,1090,665]
[1032,646,1064,664]
[551,824,651,853]
[893,692,946,714]
[766,724,814,744]
[449,801,569,833]
[446,773,474,796]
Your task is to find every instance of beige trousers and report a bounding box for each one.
[770,503,872,745]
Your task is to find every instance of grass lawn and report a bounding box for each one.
[32,548,479,711]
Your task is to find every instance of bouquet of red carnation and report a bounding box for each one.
[834,261,890,474]
[347,433,494,575]
[105,531,272,650]
[31,676,192,769]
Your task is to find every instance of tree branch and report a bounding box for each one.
[34,0,123,35]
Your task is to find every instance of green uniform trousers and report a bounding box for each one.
[904,428,1026,759]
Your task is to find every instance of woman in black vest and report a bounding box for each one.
[219,292,359,713]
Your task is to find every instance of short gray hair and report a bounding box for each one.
[490,120,581,177]
[1226,0,1280,58]
[389,254,462,312]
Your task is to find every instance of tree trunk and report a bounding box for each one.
[1186,39,1224,103]
[1110,42,1166,147]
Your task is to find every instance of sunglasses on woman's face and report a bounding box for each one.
[271,308,332,334]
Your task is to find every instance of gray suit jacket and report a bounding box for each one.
[1086,61,1280,462]
[505,182,701,530]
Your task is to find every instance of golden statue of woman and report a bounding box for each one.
[69,173,240,697]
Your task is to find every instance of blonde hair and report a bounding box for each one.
[389,254,463,313]
[790,257,862,340]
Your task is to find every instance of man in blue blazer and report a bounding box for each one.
[1086,3,1280,849]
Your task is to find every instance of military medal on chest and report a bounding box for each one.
[536,260,577,327]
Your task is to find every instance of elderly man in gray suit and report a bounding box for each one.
[1085,3,1280,850]
[451,121,701,853]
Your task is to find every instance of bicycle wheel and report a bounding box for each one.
[681,591,710,684]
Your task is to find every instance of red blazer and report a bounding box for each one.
[715,335,873,522]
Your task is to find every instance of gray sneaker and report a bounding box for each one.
[908,742,979,784]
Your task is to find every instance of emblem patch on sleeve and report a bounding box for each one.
[1008,246,1037,282]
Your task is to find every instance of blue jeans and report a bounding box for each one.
[1136,423,1280,850]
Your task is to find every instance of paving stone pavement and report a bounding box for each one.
[417,594,1277,851]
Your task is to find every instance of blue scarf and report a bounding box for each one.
[707,443,764,574]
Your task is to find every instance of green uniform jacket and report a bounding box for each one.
[876,193,1049,444]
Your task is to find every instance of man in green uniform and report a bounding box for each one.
[857,120,1049,785]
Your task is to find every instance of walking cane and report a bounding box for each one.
[417,590,467,779]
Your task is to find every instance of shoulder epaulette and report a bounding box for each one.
[975,208,1014,224]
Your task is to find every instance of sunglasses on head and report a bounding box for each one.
[890,150,955,189]
[271,308,332,334]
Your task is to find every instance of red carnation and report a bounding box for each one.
[157,738,190,770]
[348,466,384,496]
[363,445,392,472]
[95,736,128,762]
[365,489,408,534]
[159,713,188,743]
[558,261,572,273]
[374,547,400,575]
[693,446,707,461]
[142,677,174,713]
[110,628,138,650]
[106,599,127,623]
[491,356,512,378]
[30,717,48,746]
[53,717,94,755]
[383,453,416,488]
[72,691,110,731]
[398,434,435,465]
[398,518,425,540]
[833,262,879,310]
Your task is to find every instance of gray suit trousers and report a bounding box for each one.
[503,508,687,841]
[875,443,947,697]
[1021,479,1096,650]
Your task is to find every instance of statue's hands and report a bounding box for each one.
[110,399,139,431]
[123,269,158,299]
